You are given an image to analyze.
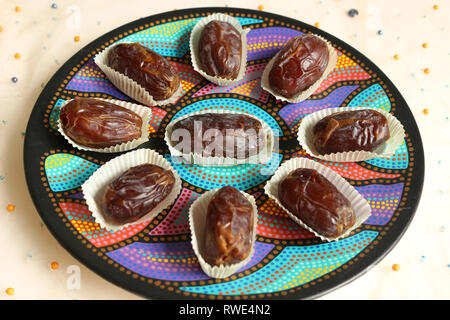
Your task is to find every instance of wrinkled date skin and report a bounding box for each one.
[278,168,355,238]
[59,98,142,148]
[313,109,391,154]
[198,20,242,79]
[107,43,180,101]
[101,164,175,225]
[169,113,266,159]
[203,186,254,266]
[269,34,329,98]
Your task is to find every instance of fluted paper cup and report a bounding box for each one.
[297,107,405,162]
[264,157,371,242]
[58,98,152,153]
[189,188,257,279]
[94,42,182,106]
[82,148,182,231]
[190,13,249,86]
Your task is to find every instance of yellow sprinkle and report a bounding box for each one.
[14,53,21,59]
[74,35,80,42]
[424,68,430,74]
[258,5,264,11]
[392,264,400,271]
[15,6,21,12]
[314,22,320,28]
[433,5,439,10]
[7,204,15,212]
[393,54,399,60]
[0,25,3,32]
[423,109,429,115]
[422,42,428,48]
[5,287,14,295]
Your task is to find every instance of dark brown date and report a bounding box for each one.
[101,164,175,225]
[203,186,254,266]
[313,109,390,154]
[169,113,266,159]
[107,43,180,101]
[278,168,355,238]
[198,20,242,79]
[269,34,329,98]
[59,98,142,148]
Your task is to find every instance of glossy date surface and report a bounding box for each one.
[198,20,242,79]
[268,34,329,98]
[312,109,390,154]
[169,113,266,159]
[101,164,175,225]
[107,43,180,101]
[203,186,254,266]
[278,168,355,238]
[59,98,142,148]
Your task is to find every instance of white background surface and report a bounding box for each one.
[0,0,448,299]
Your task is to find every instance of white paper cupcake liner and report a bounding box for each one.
[297,107,406,162]
[82,148,182,231]
[94,42,182,106]
[189,188,257,279]
[264,157,371,242]
[190,13,249,86]
[58,98,152,153]
[164,109,274,166]
[261,34,338,103]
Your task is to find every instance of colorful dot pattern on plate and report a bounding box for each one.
[181,231,378,295]
[45,153,99,192]
[59,202,150,247]
[30,10,421,299]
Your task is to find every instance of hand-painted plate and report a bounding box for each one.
[24,7,424,300]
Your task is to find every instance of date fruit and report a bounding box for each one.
[198,20,242,79]
[59,98,142,148]
[107,43,180,101]
[169,113,266,159]
[203,186,255,266]
[101,164,175,225]
[278,168,355,238]
[268,34,329,98]
[312,109,391,154]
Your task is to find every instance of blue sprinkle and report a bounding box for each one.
[21,132,25,137]
[440,226,446,232]
[11,77,18,83]
[27,253,33,258]
[411,73,415,77]
[51,17,56,21]
[0,176,4,180]
[445,117,449,120]
[377,30,383,35]
[348,9,359,17]
[47,34,51,38]
[1,120,7,125]
[438,160,441,164]
[420,256,426,261]
[51,3,58,9]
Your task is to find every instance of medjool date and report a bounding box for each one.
[278,168,355,238]
[312,109,390,154]
[168,113,266,159]
[59,98,142,148]
[198,20,242,79]
[268,34,329,98]
[101,164,175,225]
[203,186,255,266]
[107,43,180,101]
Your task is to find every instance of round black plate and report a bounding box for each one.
[24,7,424,299]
